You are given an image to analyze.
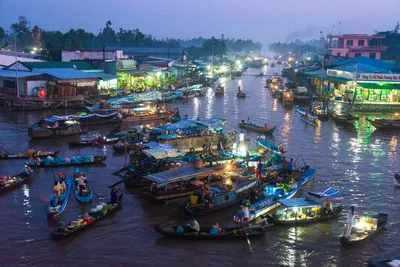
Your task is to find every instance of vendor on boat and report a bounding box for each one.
[345,206,356,238]
[110,187,120,204]
[240,202,250,230]
[239,131,245,143]
[321,198,333,216]
[238,86,242,93]
[210,223,222,236]
[264,123,268,129]
[27,148,36,161]
[217,142,225,156]
[52,181,60,207]
[24,165,33,175]
[186,217,200,233]
[78,172,87,193]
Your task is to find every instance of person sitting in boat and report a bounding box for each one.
[210,223,222,236]
[321,198,333,217]
[264,123,268,129]
[110,187,120,204]
[52,121,59,129]
[58,180,66,194]
[288,177,296,190]
[238,86,242,93]
[278,143,286,154]
[247,117,251,124]
[24,165,33,175]
[186,217,200,233]
[52,181,60,207]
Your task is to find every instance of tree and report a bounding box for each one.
[10,16,33,51]
[375,22,400,62]
[202,37,227,58]
[0,27,5,39]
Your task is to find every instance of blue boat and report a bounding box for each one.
[255,138,280,154]
[233,168,315,222]
[295,106,318,120]
[73,168,93,203]
[47,178,72,218]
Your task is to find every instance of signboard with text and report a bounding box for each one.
[327,69,353,80]
[356,73,400,81]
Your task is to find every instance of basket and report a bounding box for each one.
[192,159,203,169]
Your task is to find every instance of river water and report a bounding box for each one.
[1,63,399,267]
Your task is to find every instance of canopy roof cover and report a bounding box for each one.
[143,165,224,184]
[145,141,172,149]
[278,198,320,208]
[308,187,343,198]
[160,119,208,131]
[143,147,186,160]
[50,112,120,121]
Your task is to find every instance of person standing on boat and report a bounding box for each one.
[232,142,237,154]
[345,206,356,238]
[287,158,294,174]
[217,142,225,156]
[241,202,250,231]
[256,160,263,181]
[110,187,120,204]
[239,131,245,143]
[78,173,87,194]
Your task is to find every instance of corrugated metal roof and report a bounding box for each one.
[22,61,95,70]
[334,63,391,74]
[327,57,400,72]
[0,55,44,67]
[32,68,100,80]
[0,69,44,78]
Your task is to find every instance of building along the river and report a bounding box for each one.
[304,57,400,111]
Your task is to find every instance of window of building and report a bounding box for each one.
[354,53,362,57]
[358,40,365,46]
[369,53,376,59]
[337,52,341,56]
[346,40,353,46]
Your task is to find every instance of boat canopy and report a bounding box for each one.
[143,165,224,184]
[50,112,120,121]
[278,198,320,208]
[160,119,208,131]
[308,187,343,198]
[143,147,186,160]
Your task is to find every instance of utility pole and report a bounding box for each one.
[212,39,215,81]
[14,30,23,98]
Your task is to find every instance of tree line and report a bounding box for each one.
[0,16,262,60]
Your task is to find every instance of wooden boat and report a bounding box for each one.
[395,174,400,184]
[237,91,246,98]
[301,115,317,127]
[28,118,83,139]
[366,118,400,129]
[266,198,343,225]
[239,123,276,135]
[255,138,280,154]
[0,172,31,194]
[340,213,388,245]
[0,150,59,160]
[215,86,224,96]
[68,137,120,147]
[47,178,72,218]
[332,112,358,125]
[26,155,107,168]
[282,92,294,106]
[51,195,123,239]
[295,106,318,120]
[233,168,316,222]
[154,224,272,240]
[367,258,400,267]
[183,178,260,216]
[142,165,225,203]
[72,169,93,203]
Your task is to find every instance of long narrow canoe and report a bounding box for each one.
[367,258,400,267]
[295,106,318,120]
[0,150,59,160]
[366,118,400,129]
[255,139,280,154]
[340,213,388,245]
[332,113,358,125]
[73,169,93,203]
[239,123,276,135]
[154,224,272,240]
[0,172,31,194]
[68,137,120,147]
[26,156,107,168]
[47,178,72,218]
[301,115,317,127]
[51,196,123,239]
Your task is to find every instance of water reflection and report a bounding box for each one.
[273,98,278,112]
[388,136,398,161]
[22,184,32,219]
[192,97,200,119]
[280,112,292,149]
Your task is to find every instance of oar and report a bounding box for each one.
[52,169,57,182]
[91,186,104,199]
[168,196,189,217]
[0,146,11,155]
[245,235,253,254]
[108,175,133,188]
[37,194,48,213]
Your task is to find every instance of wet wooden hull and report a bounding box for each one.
[239,123,276,135]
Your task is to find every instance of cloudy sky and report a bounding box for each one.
[0,0,399,44]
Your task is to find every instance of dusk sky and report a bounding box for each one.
[1,0,399,44]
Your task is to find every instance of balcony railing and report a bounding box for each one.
[328,45,387,51]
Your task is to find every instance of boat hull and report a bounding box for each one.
[0,172,31,193]
[239,123,276,135]
[366,118,400,129]
[27,156,107,168]
[47,178,72,218]
[0,151,59,160]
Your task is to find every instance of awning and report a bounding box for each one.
[143,147,186,160]
[277,198,320,208]
[357,82,400,90]
[308,187,343,198]
[143,165,224,184]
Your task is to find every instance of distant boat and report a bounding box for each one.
[332,112,358,125]
[366,118,400,129]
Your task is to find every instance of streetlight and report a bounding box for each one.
[14,30,23,98]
